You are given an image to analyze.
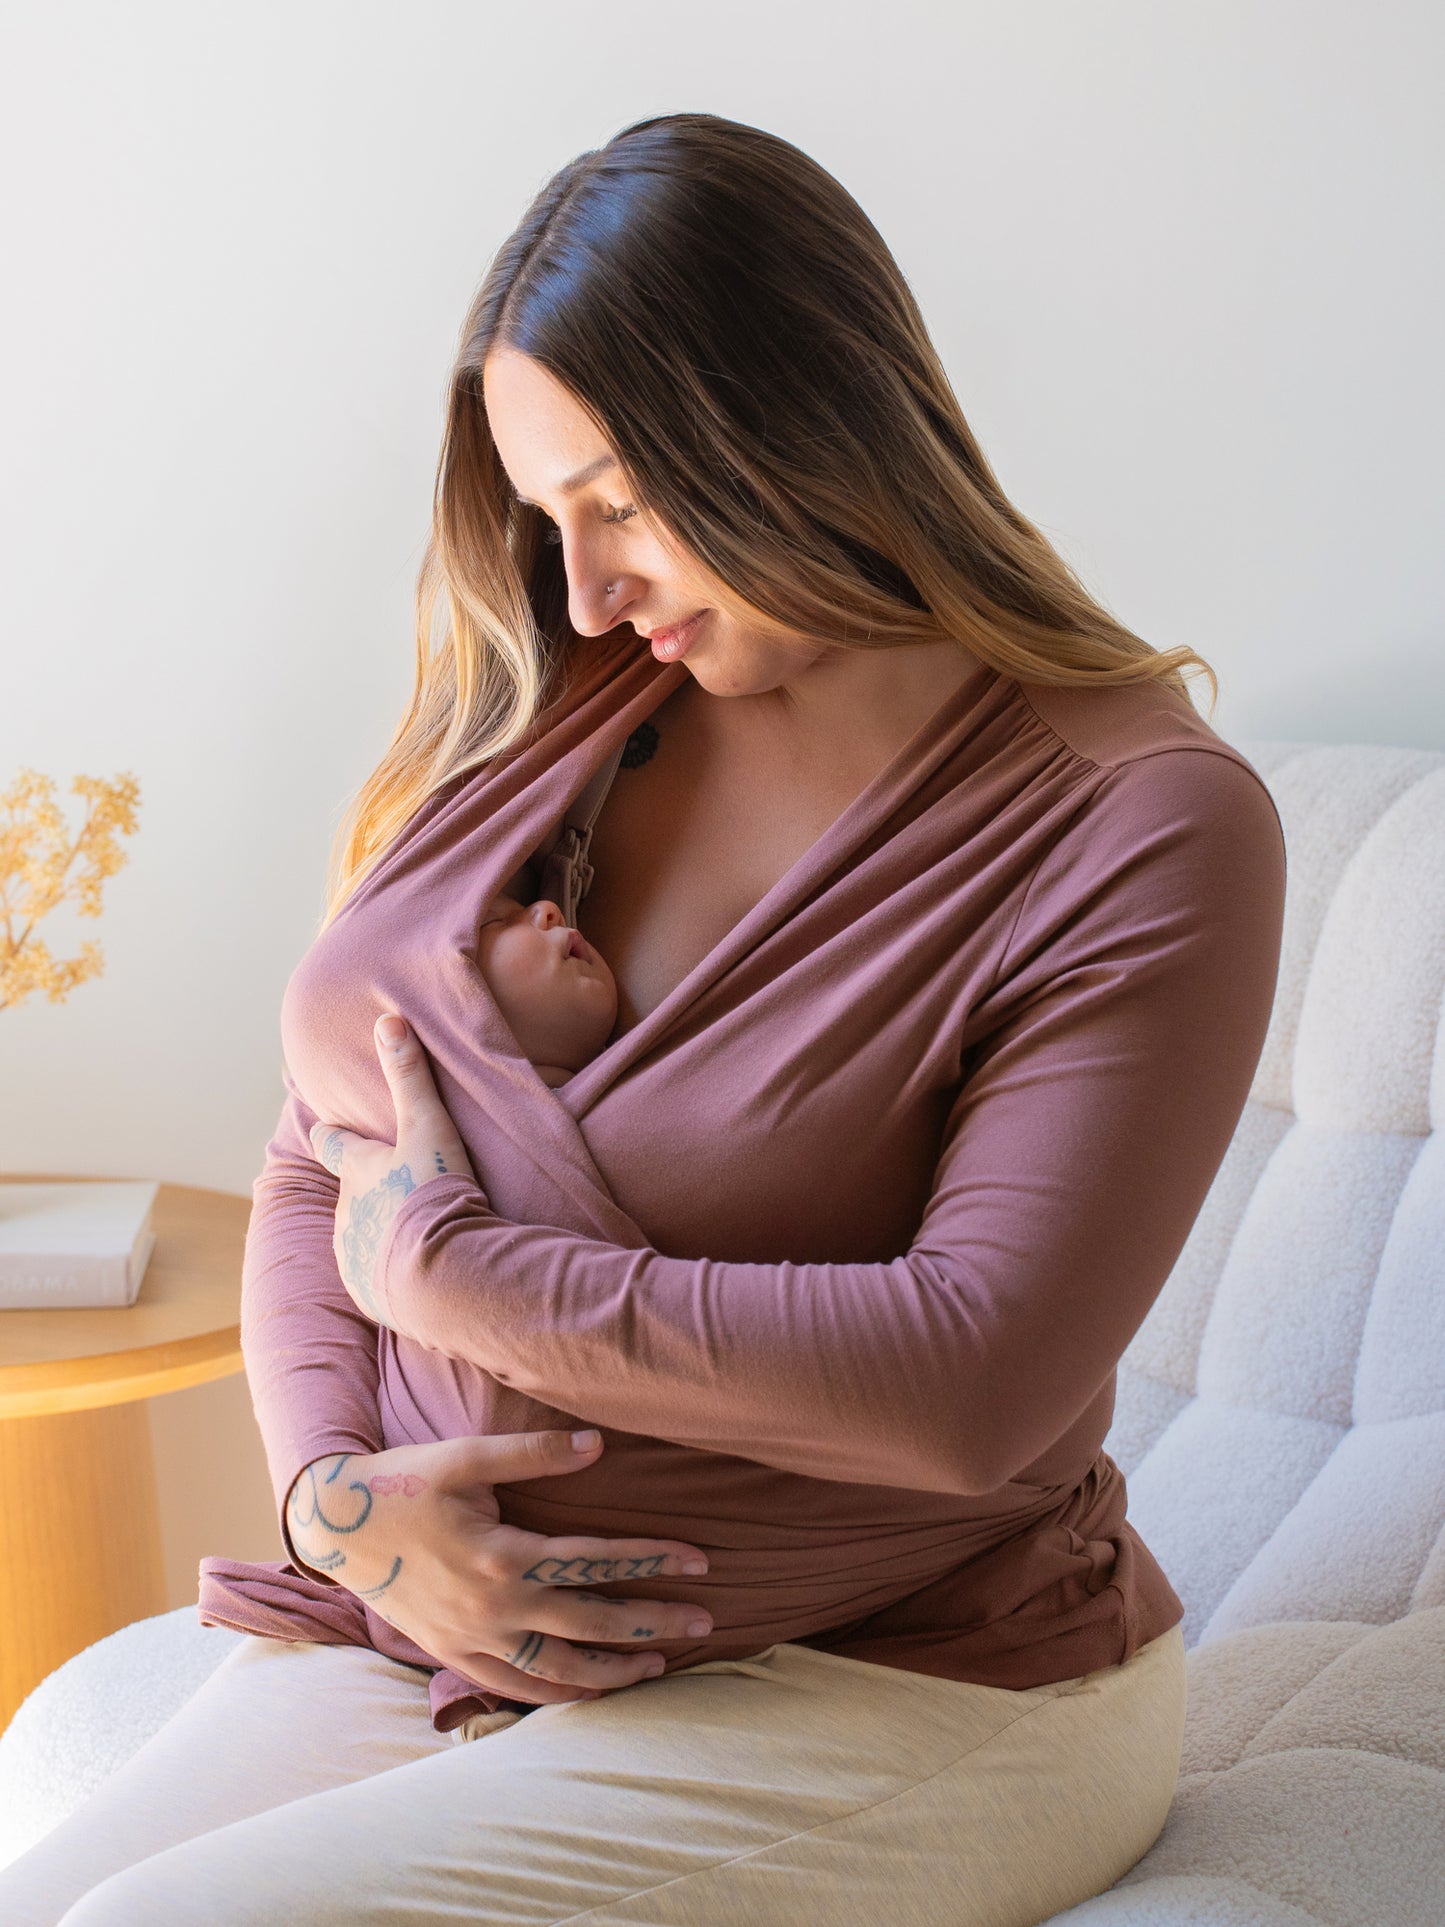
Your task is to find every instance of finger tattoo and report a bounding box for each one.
[522,1554,668,1584]
[506,1631,546,1674]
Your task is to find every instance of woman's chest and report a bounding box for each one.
[554,688,1003,1264]
[290,662,1040,1265]
[573,681,897,1040]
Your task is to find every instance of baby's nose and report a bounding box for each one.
[530,898,563,929]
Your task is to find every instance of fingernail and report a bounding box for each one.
[687,1618,711,1637]
[642,1659,665,1678]
[571,1429,601,1452]
[681,1559,708,1575]
[377,1014,406,1047]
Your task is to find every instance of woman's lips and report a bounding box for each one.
[648,610,706,660]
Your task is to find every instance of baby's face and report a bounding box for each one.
[474,892,618,1081]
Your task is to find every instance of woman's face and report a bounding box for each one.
[482,346,831,699]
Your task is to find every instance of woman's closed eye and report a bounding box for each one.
[541,504,639,545]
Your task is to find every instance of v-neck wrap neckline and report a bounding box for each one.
[342,632,1001,1126]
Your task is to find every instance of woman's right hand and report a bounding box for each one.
[283,1429,713,1704]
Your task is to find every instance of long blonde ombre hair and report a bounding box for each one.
[320,111,1217,930]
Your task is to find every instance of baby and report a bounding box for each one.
[473,889,619,1087]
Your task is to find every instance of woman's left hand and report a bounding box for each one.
[309,1013,480,1323]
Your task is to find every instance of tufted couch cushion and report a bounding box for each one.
[2,737,1443,1924]
[1048,739,1445,1925]
[0,1607,243,1869]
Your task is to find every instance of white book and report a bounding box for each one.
[0,1181,160,1309]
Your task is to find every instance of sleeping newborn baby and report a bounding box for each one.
[473,890,619,1087]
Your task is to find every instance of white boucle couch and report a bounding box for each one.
[2,735,1442,1925]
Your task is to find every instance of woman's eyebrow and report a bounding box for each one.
[514,452,618,508]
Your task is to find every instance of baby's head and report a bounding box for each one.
[474,891,618,1087]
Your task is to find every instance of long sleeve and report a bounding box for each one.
[242,1067,385,1568]
[372,748,1287,1500]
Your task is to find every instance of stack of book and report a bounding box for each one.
[0,1181,159,1309]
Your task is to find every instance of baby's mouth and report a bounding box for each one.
[565,929,590,962]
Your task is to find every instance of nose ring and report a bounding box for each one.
[605,582,617,597]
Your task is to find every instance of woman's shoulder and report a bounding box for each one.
[1010,662,1252,777]
[1007,664,1283,849]
[994,668,1287,993]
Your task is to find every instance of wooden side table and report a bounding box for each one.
[0,1174,250,1732]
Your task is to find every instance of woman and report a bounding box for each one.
[4,112,1286,1925]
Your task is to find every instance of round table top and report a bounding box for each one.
[0,1175,250,1420]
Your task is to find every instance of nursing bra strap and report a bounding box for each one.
[536,739,627,926]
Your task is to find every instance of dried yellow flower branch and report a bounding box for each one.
[0,767,141,1011]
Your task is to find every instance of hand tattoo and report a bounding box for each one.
[341,1164,417,1317]
[355,1556,403,1601]
[287,1453,373,1577]
[286,1453,418,1607]
[368,1472,427,1497]
[317,1128,346,1177]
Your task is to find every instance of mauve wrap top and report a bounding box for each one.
[198,631,1287,1732]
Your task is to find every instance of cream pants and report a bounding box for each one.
[1,1621,1186,1927]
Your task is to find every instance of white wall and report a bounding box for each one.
[2,2,1441,1601]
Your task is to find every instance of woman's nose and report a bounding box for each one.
[567,561,637,637]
